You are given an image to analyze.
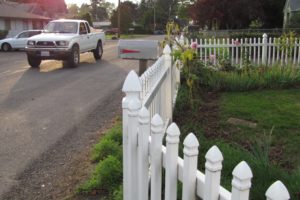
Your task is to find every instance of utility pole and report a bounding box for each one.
[153,2,156,32]
[117,0,121,38]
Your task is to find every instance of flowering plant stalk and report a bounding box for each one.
[164,22,201,106]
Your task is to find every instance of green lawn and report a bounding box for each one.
[173,86,300,199]
[220,89,300,169]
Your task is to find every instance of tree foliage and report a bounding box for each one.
[110,1,138,32]
[189,0,286,29]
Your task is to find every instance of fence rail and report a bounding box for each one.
[122,43,291,200]
[190,33,300,67]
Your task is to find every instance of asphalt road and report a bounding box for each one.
[0,36,163,198]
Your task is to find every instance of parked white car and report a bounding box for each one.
[0,30,42,52]
[25,19,105,68]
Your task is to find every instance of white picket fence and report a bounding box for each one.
[121,44,291,200]
[190,33,300,67]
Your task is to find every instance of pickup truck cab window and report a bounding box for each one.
[79,23,87,35]
[17,31,31,38]
[85,22,91,33]
[44,22,78,34]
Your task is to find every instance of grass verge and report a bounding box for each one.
[76,121,123,199]
[105,34,149,40]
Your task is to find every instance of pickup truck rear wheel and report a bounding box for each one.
[66,45,80,68]
[27,55,41,68]
[93,41,103,60]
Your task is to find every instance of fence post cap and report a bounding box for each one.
[139,106,149,117]
[183,133,199,156]
[232,161,253,180]
[205,145,223,171]
[166,122,180,136]
[263,33,268,38]
[205,145,223,162]
[166,123,180,143]
[151,114,164,134]
[139,106,150,124]
[183,133,199,147]
[265,181,290,200]
[128,97,141,112]
[163,44,171,55]
[122,70,142,93]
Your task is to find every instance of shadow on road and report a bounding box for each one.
[2,58,125,111]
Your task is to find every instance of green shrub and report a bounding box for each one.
[112,185,123,200]
[101,123,122,145]
[77,155,122,195]
[91,139,122,162]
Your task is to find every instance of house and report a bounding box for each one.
[93,21,111,29]
[0,1,50,38]
[283,0,300,28]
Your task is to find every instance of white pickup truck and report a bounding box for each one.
[25,19,105,68]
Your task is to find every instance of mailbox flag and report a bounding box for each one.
[121,49,140,54]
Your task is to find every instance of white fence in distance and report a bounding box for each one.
[121,44,291,200]
[190,33,300,67]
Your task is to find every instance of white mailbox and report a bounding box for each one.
[118,40,159,60]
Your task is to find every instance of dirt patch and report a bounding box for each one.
[183,91,290,170]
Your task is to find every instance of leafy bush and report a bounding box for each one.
[77,155,122,195]
[112,185,123,200]
[101,123,122,145]
[91,139,121,162]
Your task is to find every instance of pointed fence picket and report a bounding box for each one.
[190,33,300,67]
[122,43,291,200]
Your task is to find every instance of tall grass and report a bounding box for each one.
[198,65,300,92]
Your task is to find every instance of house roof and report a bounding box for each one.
[284,0,300,12]
[0,2,50,20]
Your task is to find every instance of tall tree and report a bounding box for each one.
[189,0,285,29]
[189,0,265,29]
[67,3,79,18]
[259,0,285,28]
[79,3,91,16]
[110,1,138,32]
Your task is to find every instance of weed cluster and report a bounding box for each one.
[76,123,123,198]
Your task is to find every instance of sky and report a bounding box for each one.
[64,0,140,7]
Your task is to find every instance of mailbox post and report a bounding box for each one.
[118,40,160,75]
